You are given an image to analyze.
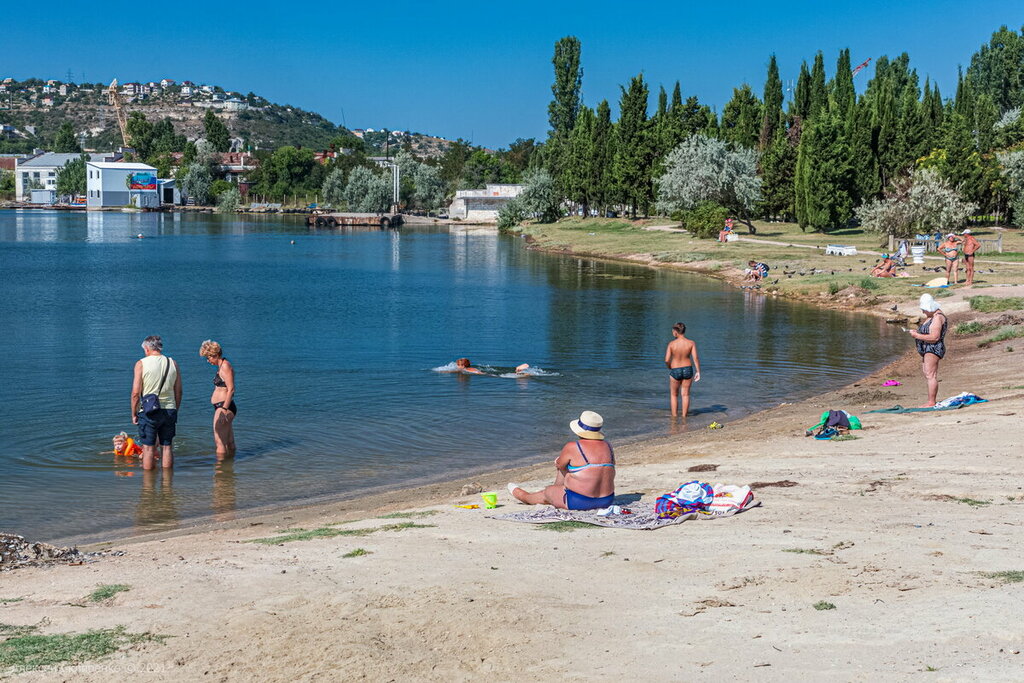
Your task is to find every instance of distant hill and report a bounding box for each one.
[0,78,453,156]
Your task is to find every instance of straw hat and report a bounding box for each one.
[570,411,605,440]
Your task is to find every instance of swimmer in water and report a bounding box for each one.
[111,431,143,457]
[455,358,483,374]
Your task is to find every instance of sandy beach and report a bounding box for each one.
[2,296,1022,680]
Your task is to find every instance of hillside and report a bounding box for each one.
[0,78,452,156]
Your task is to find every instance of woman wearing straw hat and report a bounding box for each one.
[908,294,948,407]
[508,411,615,510]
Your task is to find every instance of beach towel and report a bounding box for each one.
[492,497,758,530]
[807,409,862,435]
[868,393,987,414]
[655,480,715,519]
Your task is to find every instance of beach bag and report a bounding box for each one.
[140,357,170,416]
[655,481,713,519]
[705,485,754,517]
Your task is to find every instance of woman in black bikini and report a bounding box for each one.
[908,294,947,408]
[199,340,236,456]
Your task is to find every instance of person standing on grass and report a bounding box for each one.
[664,322,701,417]
[961,230,981,286]
[131,335,182,470]
[909,294,947,408]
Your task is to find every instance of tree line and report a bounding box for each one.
[514,26,1024,234]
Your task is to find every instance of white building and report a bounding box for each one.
[448,184,526,222]
[15,152,114,201]
[86,161,159,209]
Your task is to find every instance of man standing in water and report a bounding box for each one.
[131,335,182,470]
[664,322,701,417]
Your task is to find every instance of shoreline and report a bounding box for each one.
[3,315,1021,678]
[59,335,907,552]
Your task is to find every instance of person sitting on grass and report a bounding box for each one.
[508,411,615,511]
[870,255,897,278]
[744,260,769,282]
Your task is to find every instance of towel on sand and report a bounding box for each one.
[492,498,759,530]
[869,392,988,413]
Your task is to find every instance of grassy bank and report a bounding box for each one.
[517,218,1024,308]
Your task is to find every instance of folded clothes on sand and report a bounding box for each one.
[493,489,758,530]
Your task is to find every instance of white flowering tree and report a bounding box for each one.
[998,150,1024,226]
[321,168,346,208]
[855,168,977,238]
[655,134,761,229]
[180,163,212,205]
[343,166,391,213]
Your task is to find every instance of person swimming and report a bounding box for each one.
[455,358,483,374]
[112,431,143,457]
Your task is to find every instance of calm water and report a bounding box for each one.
[0,210,906,543]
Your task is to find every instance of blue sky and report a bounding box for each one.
[4,1,1020,148]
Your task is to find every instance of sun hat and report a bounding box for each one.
[919,293,940,312]
[570,411,605,440]
[963,229,972,234]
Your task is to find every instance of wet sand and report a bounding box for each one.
[3,305,1022,680]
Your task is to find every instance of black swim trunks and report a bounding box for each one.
[670,366,694,381]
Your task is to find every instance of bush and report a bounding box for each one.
[217,187,241,214]
[859,277,880,290]
[828,281,841,295]
[955,321,984,335]
[210,179,233,198]
[682,201,729,239]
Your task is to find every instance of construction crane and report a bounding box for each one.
[851,58,872,78]
[106,79,129,146]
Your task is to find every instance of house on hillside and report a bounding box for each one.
[448,184,525,222]
[86,161,159,208]
[160,78,175,87]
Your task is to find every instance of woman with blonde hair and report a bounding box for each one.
[199,340,236,455]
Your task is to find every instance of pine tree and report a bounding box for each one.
[614,74,652,217]
[547,36,583,184]
[759,55,783,150]
[721,84,762,150]
[204,109,231,153]
[795,111,854,231]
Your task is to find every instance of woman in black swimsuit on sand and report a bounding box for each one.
[199,340,236,456]
[908,294,947,408]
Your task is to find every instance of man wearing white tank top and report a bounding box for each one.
[131,335,183,469]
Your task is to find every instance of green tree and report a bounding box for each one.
[217,186,241,214]
[125,112,154,159]
[413,163,447,210]
[760,55,783,149]
[502,168,562,225]
[204,109,231,153]
[758,126,797,220]
[966,25,1024,111]
[998,149,1024,224]
[794,111,854,231]
[53,122,80,153]
[250,146,318,200]
[831,49,856,120]
[563,105,595,215]
[547,36,583,182]
[55,154,87,197]
[614,74,652,217]
[809,52,828,116]
[720,84,762,150]
[322,167,346,207]
[180,163,212,205]
[0,170,15,199]
[655,134,761,227]
[792,61,812,119]
[592,100,616,215]
[343,166,391,212]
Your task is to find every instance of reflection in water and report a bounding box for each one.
[135,469,180,532]
[212,458,237,520]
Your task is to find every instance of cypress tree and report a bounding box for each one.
[831,49,856,120]
[795,111,854,232]
[721,84,762,150]
[759,125,797,220]
[614,74,652,217]
[896,87,928,167]
[939,111,983,203]
[593,100,616,214]
[850,98,880,203]
[760,55,783,150]
[547,36,583,183]
[809,52,828,116]
[564,106,596,216]
[671,81,683,110]
[973,93,999,152]
[793,61,812,119]
[653,85,670,163]
[873,79,901,188]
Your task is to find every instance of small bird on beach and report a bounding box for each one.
[890,305,898,312]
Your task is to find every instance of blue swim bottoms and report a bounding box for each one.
[137,408,177,446]
[670,366,694,381]
[565,489,615,511]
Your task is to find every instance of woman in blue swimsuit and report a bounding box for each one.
[508,411,615,510]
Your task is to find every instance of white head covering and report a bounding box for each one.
[919,293,940,312]
[963,229,972,234]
